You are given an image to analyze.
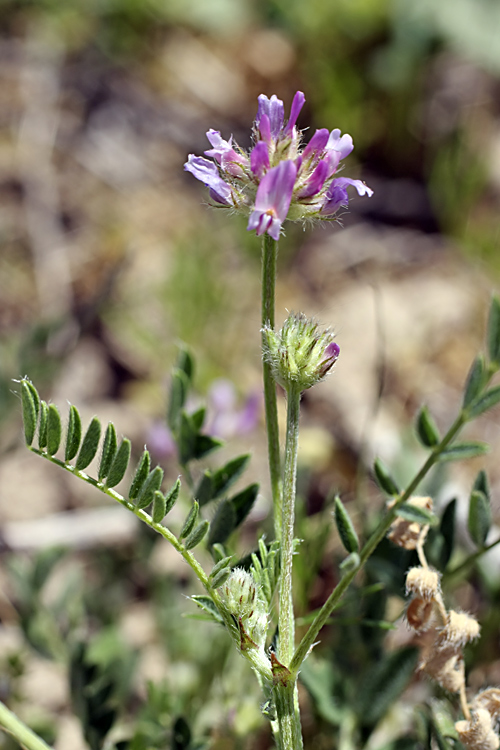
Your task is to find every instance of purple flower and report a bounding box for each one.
[247,161,297,240]
[184,90,373,234]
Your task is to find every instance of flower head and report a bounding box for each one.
[262,312,340,391]
[184,91,372,240]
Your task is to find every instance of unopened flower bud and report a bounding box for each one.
[456,709,499,750]
[406,567,441,600]
[262,313,339,391]
[219,568,268,651]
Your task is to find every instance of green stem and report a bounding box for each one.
[0,701,53,750]
[290,409,468,675]
[279,385,301,666]
[262,233,283,541]
[273,683,304,750]
[445,535,500,582]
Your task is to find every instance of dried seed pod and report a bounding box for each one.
[443,610,481,649]
[406,566,441,600]
[388,496,433,550]
[474,689,500,721]
[431,652,465,694]
[406,597,435,632]
[455,708,499,750]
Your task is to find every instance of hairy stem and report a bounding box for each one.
[290,409,468,674]
[0,701,53,750]
[273,682,304,750]
[262,233,283,541]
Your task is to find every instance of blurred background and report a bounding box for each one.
[1,0,500,748]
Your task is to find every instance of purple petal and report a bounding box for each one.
[284,91,305,135]
[204,129,246,176]
[297,159,329,198]
[335,176,374,197]
[302,128,329,161]
[247,161,297,240]
[184,155,233,205]
[326,129,354,159]
[256,94,284,139]
[321,176,373,215]
[250,141,270,178]
[325,341,340,360]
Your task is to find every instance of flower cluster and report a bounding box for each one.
[262,312,340,391]
[184,91,373,240]
[389,497,496,750]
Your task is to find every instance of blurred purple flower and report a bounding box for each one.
[207,379,260,439]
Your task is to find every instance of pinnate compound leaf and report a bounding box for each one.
[487,295,500,366]
[152,491,166,524]
[65,405,82,462]
[468,490,491,548]
[374,458,400,496]
[75,417,101,471]
[184,520,209,550]
[416,405,440,447]
[176,347,194,382]
[135,466,164,510]
[128,450,151,501]
[190,406,206,431]
[21,379,38,446]
[211,454,251,500]
[98,423,117,480]
[396,503,437,526]
[106,438,131,488]
[178,411,196,464]
[467,385,500,419]
[438,441,489,462]
[209,566,232,589]
[179,500,199,540]
[334,495,359,553]
[357,646,419,725]
[38,401,49,450]
[462,355,486,408]
[209,556,233,581]
[47,404,62,455]
[164,477,181,515]
[193,433,224,459]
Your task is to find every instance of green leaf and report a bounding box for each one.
[339,551,360,574]
[190,595,223,624]
[438,441,489,462]
[473,469,490,500]
[176,347,194,382]
[178,411,196,464]
[172,716,191,750]
[106,439,131,488]
[334,496,359,553]
[462,355,486,408]
[135,466,164,510]
[98,423,117,480]
[373,458,400,496]
[299,658,342,726]
[164,478,181,515]
[487,295,500,365]
[231,483,259,527]
[209,566,232,589]
[167,369,190,432]
[65,405,82,462]
[211,454,251,501]
[396,503,437,526]
[196,470,214,507]
[184,520,209,550]
[179,500,199,540]
[193,433,224,459]
[152,490,166,524]
[468,385,500,419]
[209,556,233,582]
[416,406,440,447]
[438,498,456,570]
[21,379,38,446]
[75,417,101,471]
[38,401,49,450]
[208,500,237,548]
[211,543,227,563]
[468,490,491,548]
[190,406,206,431]
[128,450,151,501]
[357,647,419,725]
[47,404,62,456]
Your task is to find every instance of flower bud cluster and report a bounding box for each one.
[185,91,373,241]
[395,502,493,749]
[262,312,340,392]
[217,568,268,654]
